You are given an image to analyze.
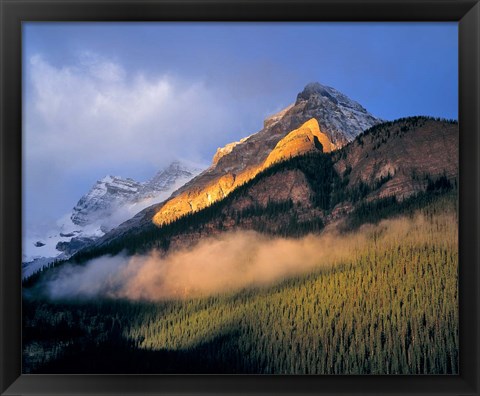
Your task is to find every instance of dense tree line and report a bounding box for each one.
[345,186,457,231]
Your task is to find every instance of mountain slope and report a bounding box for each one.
[333,116,458,201]
[139,161,199,199]
[294,82,380,142]
[263,118,337,168]
[66,117,457,263]
[163,83,379,220]
[71,161,200,229]
[99,82,380,234]
[153,118,334,226]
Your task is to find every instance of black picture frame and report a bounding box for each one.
[1,0,479,395]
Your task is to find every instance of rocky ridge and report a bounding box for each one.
[87,117,458,257]
[155,118,460,253]
[87,82,381,246]
[153,118,335,225]
[148,82,380,226]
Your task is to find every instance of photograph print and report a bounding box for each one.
[22,22,459,374]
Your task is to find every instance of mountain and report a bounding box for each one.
[22,161,201,278]
[152,118,337,226]
[139,161,197,199]
[71,161,199,229]
[153,83,380,225]
[332,117,458,202]
[25,82,458,276]
[98,82,380,234]
[263,118,337,169]
[74,116,457,261]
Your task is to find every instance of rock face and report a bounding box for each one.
[228,169,315,216]
[263,118,337,168]
[147,83,380,226]
[212,136,252,166]
[139,161,198,199]
[56,236,97,256]
[263,104,294,129]
[152,118,332,226]
[294,82,379,143]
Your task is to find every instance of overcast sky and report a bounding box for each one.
[23,22,458,231]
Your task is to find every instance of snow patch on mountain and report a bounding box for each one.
[23,161,202,278]
[71,176,143,227]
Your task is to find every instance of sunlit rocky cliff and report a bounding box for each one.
[150,83,379,226]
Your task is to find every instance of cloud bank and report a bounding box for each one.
[45,212,457,302]
[26,53,234,170]
[46,228,371,301]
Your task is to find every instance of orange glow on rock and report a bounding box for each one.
[152,118,336,226]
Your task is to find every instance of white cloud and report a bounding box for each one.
[26,54,232,172]
[24,53,240,225]
[78,51,126,82]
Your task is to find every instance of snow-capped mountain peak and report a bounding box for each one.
[69,162,202,232]
[294,82,381,142]
[139,161,200,198]
[23,161,202,278]
[71,176,143,226]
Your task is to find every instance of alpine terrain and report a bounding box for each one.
[22,82,459,376]
[22,161,201,277]
[91,82,381,247]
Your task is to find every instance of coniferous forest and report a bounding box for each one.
[23,191,458,374]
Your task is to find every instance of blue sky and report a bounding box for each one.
[23,22,458,230]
